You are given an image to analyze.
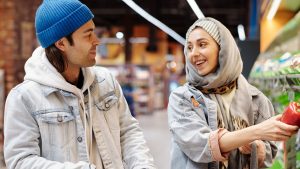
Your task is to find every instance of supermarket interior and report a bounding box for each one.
[0,0,300,168]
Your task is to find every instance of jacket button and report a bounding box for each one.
[77,136,83,142]
[57,115,63,122]
[105,103,110,108]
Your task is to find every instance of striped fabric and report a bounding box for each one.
[196,20,221,45]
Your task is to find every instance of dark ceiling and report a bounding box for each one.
[82,0,251,43]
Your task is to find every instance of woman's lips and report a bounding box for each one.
[195,60,206,67]
[195,60,205,65]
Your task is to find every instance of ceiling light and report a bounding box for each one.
[267,0,281,21]
[187,0,205,19]
[122,0,185,45]
[237,24,246,41]
[116,32,124,39]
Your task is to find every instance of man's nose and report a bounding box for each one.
[92,33,100,46]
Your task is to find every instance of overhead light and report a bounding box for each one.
[116,32,124,39]
[187,0,205,19]
[267,0,281,21]
[121,0,185,45]
[237,24,246,41]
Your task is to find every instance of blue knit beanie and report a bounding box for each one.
[35,0,94,48]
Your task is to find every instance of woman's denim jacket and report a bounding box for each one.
[167,83,277,169]
[4,67,155,169]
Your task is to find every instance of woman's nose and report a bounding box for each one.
[190,47,199,56]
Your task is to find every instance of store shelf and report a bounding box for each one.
[249,11,300,169]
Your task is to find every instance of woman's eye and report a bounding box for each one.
[199,43,206,47]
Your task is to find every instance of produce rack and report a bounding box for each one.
[249,12,300,169]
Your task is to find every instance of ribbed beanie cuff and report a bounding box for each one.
[196,20,220,45]
[35,0,94,48]
[186,18,221,45]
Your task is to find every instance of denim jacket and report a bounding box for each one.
[4,47,155,169]
[168,83,277,169]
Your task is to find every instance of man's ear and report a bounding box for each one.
[54,38,67,51]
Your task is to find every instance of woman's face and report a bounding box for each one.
[187,27,219,76]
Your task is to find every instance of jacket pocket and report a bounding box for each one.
[39,111,75,124]
[95,93,120,131]
[36,111,77,161]
[96,93,118,111]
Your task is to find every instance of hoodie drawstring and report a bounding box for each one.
[80,96,91,162]
[87,87,93,160]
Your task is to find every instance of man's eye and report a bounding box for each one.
[86,33,92,40]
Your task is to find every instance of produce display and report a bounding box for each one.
[249,11,300,169]
[249,51,300,169]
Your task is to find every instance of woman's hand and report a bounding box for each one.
[219,114,298,154]
[254,114,298,141]
[239,140,265,167]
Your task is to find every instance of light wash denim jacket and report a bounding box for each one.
[4,47,155,169]
[168,83,277,169]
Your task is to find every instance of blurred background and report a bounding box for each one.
[0,0,299,168]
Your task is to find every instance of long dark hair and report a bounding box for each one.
[45,33,74,73]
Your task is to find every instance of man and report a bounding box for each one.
[3,0,155,168]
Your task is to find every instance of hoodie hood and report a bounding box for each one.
[24,46,97,161]
[24,46,95,97]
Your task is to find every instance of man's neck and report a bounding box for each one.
[62,67,81,86]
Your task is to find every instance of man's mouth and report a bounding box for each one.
[90,48,97,55]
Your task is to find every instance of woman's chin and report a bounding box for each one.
[197,69,208,76]
[197,67,217,76]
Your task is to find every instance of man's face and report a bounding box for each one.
[63,20,100,70]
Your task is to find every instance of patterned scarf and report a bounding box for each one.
[198,79,237,95]
[184,17,257,169]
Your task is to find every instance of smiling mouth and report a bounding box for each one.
[195,60,206,66]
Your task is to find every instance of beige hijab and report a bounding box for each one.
[184,17,243,89]
[184,17,256,169]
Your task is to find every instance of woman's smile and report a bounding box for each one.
[195,59,206,66]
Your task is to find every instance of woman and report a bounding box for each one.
[167,17,298,169]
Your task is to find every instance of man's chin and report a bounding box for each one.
[89,53,97,59]
[84,60,96,67]
[90,60,96,66]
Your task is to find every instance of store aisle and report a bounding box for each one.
[137,110,171,169]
